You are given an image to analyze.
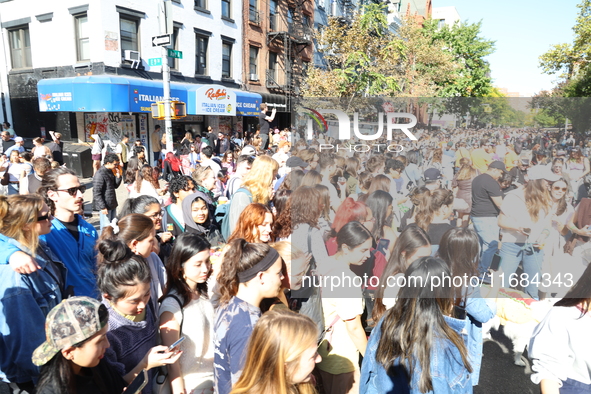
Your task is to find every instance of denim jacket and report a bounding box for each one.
[360,315,473,394]
[0,237,66,384]
[0,215,99,298]
[463,287,496,385]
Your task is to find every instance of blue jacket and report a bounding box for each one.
[360,315,473,394]
[0,239,66,384]
[464,287,496,385]
[0,215,98,298]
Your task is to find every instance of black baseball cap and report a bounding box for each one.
[488,161,507,172]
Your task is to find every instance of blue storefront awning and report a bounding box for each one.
[37,76,261,117]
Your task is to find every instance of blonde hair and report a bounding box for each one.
[241,155,279,204]
[231,310,318,394]
[0,194,45,255]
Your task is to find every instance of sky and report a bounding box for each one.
[433,0,579,97]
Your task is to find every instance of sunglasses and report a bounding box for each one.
[55,186,86,196]
[552,186,567,192]
[37,213,53,222]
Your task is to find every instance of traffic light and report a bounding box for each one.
[171,101,186,118]
[151,103,163,120]
[151,101,187,119]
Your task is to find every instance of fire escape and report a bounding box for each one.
[266,0,312,112]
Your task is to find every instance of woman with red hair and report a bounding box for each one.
[227,203,274,243]
[162,151,182,181]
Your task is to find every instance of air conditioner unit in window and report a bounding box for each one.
[124,50,141,69]
[249,73,259,81]
[124,50,140,61]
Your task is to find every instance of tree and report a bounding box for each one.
[302,4,457,97]
[422,19,496,97]
[302,7,496,99]
[539,0,591,96]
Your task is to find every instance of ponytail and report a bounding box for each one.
[217,239,275,305]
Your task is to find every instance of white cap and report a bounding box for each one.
[241,145,256,156]
[528,165,561,182]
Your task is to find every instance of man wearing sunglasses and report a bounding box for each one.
[0,167,100,299]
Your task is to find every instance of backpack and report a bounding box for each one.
[216,187,253,241]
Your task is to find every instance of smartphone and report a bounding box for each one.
[125,369,147,394]
[168,336,186,352]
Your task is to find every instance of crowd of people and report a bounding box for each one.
[1,120,591,394]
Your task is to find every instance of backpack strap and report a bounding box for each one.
[235,187,253,201]
[166,205,184,232]
[160,294,184,333]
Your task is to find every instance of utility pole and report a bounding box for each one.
[159,0,174,152]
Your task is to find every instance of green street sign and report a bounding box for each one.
[167,49,183,59]
[148,58,162,66]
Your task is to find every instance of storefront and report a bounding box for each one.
[37,76,262,153]
[260,92,290,131]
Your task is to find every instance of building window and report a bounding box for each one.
[222,0,231,18]
[269,0,278,30]
[75,14,90,61]
[287,8,294,24]
[120,17,139,59]
[195,0,207,9]
[268,52,277,81]
[195,34,208,76]
[168,27,179,70]
[302,14,310,28]
[9,27,32,69]
[249,46,258,79]
[221,42,232,78]
[249,0,259,23]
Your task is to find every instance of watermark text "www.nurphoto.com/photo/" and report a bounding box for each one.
[301,272,575,293]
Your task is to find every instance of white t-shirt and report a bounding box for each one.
[201,158,221,177]
[500,188,552,243]
[530,306,591,386]
[159,291,215,392]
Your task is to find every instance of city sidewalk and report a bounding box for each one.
[80,177,130,231]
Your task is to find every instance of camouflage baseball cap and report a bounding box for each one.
[32,296,109,366]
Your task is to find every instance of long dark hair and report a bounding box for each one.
[373,226,431,322]
[161,233,211,307]
[365,190,394,241]
[118,195,160,218]
[376,257,472,393]
[336,221,373,252]
[437,228,479,303]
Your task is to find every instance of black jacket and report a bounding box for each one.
[93,166,122,210]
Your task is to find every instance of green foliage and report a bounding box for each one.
[422,19,496,97]
[539,0,591,96]
[302,6,495,98]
